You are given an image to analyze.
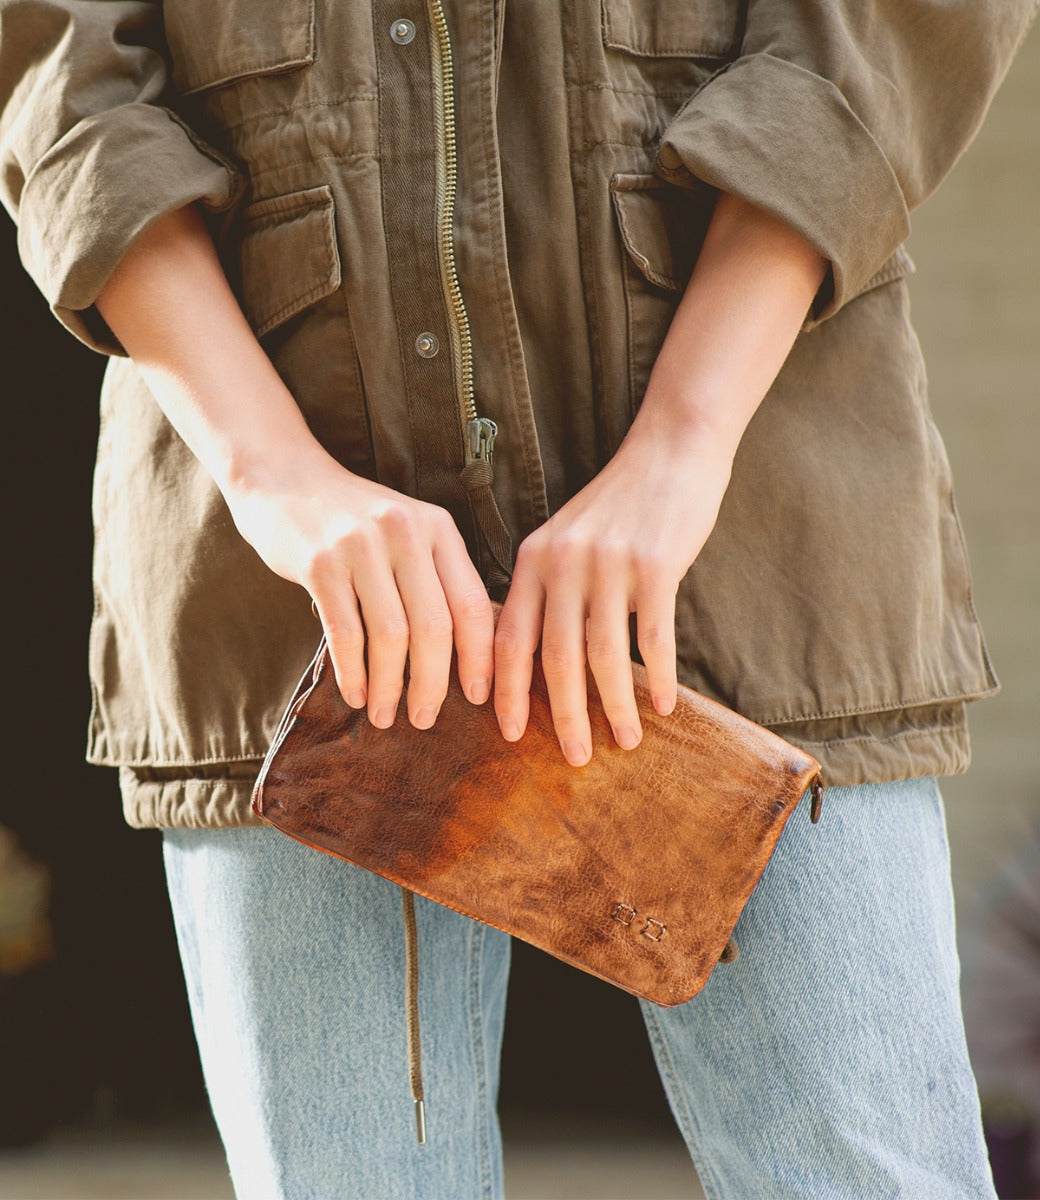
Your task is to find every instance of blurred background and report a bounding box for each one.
[0,29,1037,1200]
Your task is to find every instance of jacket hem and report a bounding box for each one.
[773,718,971,791]
[117,712,974,831]
[88,678,996,767]
[120,766,265,830]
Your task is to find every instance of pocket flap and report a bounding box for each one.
[610,173,708,292]
[239,185,342,337]
[601,0,744,59]
[166,0,316,94]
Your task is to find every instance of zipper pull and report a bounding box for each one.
[459,415,511,593]
[809,775,825,824]
[467,416,498,464]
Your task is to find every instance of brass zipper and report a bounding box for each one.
[426,0,498,464]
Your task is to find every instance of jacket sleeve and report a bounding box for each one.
[0,0,244,352]
[654,0,1038,324]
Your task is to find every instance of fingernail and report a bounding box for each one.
[373,704,397,729]
[652,693,674,716]
[413,704,439,730]
[346,689,367,709]
[468,678,491,705]
[498,715,521,741]
[615,725,642,750]
[562,739,590,767]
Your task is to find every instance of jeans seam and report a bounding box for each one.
[467,920,496,1200]
[641,1002,724,1200]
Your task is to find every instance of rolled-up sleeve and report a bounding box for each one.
[0,0,244,352]
[655,1,1039,323]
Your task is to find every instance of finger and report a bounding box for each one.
[540,570,592,767]
[586,580,642,750]
[493,560,543,742]
[353,564,410,729]
[312,588,368,710]
[635,579,678,716]
[393,552,454,730]
[431,517,495,705]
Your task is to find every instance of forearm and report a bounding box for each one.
[95,202,495,730]
[496,191,829,759]
[95,203,328,495]
[630,190,828,460]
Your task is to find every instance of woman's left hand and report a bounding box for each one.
[492,189,828,765]
[493,406,733,765]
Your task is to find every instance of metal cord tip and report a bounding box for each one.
[810,776,825,824]
[414,1098,427,1146]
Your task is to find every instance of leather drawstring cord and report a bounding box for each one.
[460,457,513,595]
[399,460,512,1147]
[401,888,427,1145]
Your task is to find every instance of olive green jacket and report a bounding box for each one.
[1,0,1034,828]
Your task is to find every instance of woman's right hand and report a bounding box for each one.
[224,447,496,730]
[94,202,494,732]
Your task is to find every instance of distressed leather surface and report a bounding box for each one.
[252,636,822,1006]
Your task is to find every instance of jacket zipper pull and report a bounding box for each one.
[467,415,497,463]
[460,416,512,594]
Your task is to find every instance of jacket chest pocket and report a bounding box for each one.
[610,173,711,417]
[601,0,745,59]
[235,185,376,477]
[164,0,316,94]
[238,185,339,335]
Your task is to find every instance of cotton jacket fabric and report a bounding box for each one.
[1,0,1034,829]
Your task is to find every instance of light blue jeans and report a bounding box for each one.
[162,777,996,1199]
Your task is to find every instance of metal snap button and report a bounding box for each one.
[390,18,416,44]
[415,332,439,358]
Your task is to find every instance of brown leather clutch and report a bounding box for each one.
[251,628,823,1009]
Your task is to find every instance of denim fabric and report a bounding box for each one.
[163,776,995,1199]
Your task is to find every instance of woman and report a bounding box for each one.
[1,1,1033,1195]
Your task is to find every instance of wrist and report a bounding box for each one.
[627,378,744,469]
[218,416,340,502]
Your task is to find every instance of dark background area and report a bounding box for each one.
[0,220,675,1147]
